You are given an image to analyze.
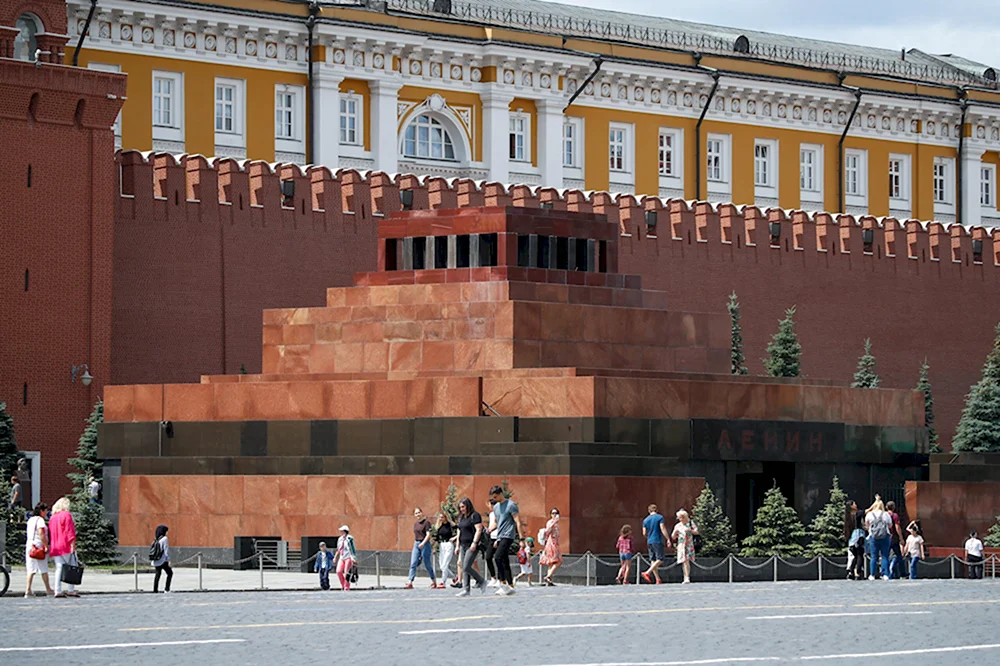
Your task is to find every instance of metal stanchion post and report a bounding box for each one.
[259,552,265,590]
[636,554,642,585]
[197,552,204,591]
[950,555,955,580]
[818,556,822,581]
[133,552,139,592]
[585,553,591,587]
[773,556,778,583]
[375,551,381,589]
[728,554,733,583]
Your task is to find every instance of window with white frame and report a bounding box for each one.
[707,137,724,182]
[340,95,362,146]
[274,84,306,161]
[933,158,953,204]
[799,144,823,205]
[754,141,773,187]
[563,120,579,167]
[509,113,530,162]
[213,78,245,152]
[981,164,996,208]
[659,130,676,176]
[609,125,628,172]
[402,114,456,161]
[888,154,911,212]
[151,70,183,147]
[276,90,295,139]
[843,149,868,208]
[888,158,903,199]
[706,133,731,196]
[215,81,237,133]
[657,128,684,194]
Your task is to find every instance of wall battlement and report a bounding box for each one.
[117,151,1000,271]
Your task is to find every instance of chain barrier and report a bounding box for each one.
[776,556,819,569]
[690,556,731,572]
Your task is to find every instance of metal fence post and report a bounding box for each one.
[375,551,381,589]
[728,554,733,583]
[585,552,592,587]
[636,554,642,585]
[773,556,778,583]
[259,552,265,590]
[993,555,996,579]
[818,556,822,581]
[133,552,139,592]
[950,555,955,580]
[197,552,204,591]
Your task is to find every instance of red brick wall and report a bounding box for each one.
[0,59,125,499]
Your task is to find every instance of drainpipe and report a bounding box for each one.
[72,0,98,67]
[306,0,319,163]
[563,56,603,112]
[957,88,969,226]
[694,59,720,201]
[837,80,863,214]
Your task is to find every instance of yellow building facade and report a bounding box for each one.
[30,0,1000,225]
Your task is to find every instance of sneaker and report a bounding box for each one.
[494,586,506,596]
[455,589,470,598]
[478,579,488,594]
[641,572,652,584]
[430,581,438,589]
[450,582,463,588]
[488,579,500,588]
[403,582,413,590]
[868,575,875,581]
[881,575,890,581]
[504,585,516,596]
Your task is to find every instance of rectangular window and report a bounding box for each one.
[563,121,577,167]
[153,76,176,128]
[754,142,771,187]
[275,91,295,139]
[658,131,674,176]
[509,114,529,162]
[800,148,816,191]
[340,97,361,145]
[889,158,903,199]
[845,153,860,196]
[933,160,948,203]
[706,138,724,182]
[215,83,236,133]
[981,164,995,208]
[609,126,627,172]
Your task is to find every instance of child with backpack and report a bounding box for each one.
[616,525,635,584]
[314,541,335,590]
[514,537,534,587]
[150,525,172,593]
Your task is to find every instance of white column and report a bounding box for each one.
[482,89,513,184]
[371,79,402,174]
[961,141,984,228]
[312,69,343,169]
[537,98,564,189]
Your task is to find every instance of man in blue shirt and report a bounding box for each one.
[641,504,672,584]
[490,484,524,596]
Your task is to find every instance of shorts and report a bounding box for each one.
[620,553,633,562]
[519,564,533,574]
[25,554,49,575]
[648,542,665,562]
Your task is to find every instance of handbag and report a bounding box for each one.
[60,553,84,586]
[29,523,46,560]
[348,562,359,584]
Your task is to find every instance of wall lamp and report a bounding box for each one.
[862,228,875,247]
[400,189,414,210]
[71,364,93,386]
[768,221,781,243]
[972,239,984,260]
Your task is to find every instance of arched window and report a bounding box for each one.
[402,114,456,161]
[14,14,42,61]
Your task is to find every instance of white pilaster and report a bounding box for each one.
[371,79,402,174]
[482,89,514,184]
[961,141,984,228]
[537,98,564,189]
[312,69,343,170]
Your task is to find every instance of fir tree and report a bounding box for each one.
[728,292,748,375]
[440,483,459,523]
[741,484,807,557]
[500,475,513,499]
[851,338,880,388]
[952,380,1000,452]
[805,476,850,557]
[985,516,1000,548]
[1,476,26,565]
[66,401,119,564]
[0,401,18,480]
[691,482,738,557]
[982,322,1000,384]
[917,360,941,454]
[239,363,248,375]
[763,306,802,378]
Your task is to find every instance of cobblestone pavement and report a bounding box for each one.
[2,578,999,665]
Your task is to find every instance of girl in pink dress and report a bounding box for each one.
[616,524,635,584]
[539,507,563,585]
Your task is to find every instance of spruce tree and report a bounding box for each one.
[0,402,24,564]
[66,401,119,564]
[763,306,802,378]
[985,516,1000,548]
[851,338,880,388]
[982,322,1000,383]
[728,292,748,375]
[952,380,1000,452]
[691,482,738,557]
[0,401,18,479]
[440,483,459,523]
[741,484,807,557]
[805,476,850,557]
[917,360,941,454]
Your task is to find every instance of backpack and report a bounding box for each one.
[149,538,164,562]
[517,549,528,565]
[868,511,890,539]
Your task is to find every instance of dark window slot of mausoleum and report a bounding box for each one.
[456,235,471,268]
[385,238,398,271]
[479,233,498,267]
[537,236,551,269]
[517,234,531,267]
[434,236,449,269]
[575,237,589,271]
[412,236,427,270]
[555,237,569,270]
[598,240,608,273]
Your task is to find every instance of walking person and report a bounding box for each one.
[539,507,563,586]
[904,522,925,579]
[490,484,524,596]
[314,541,334,590]
[885,501,904,579]
[150,524,172,593]
[484,499,499,586]
[455,497,488,597]
[335,525,357,591]
[846,500,866,580]
[865,499,892,580]
[965,530,985,580]
[616,525,635,584]
[672,509,699,584]
[434,513,457,589]
[404,507,437,589]
[514,537,534,587]
[87,476,101,505]
[9,475,22,511]
[641,504,672,584]
[49,497,80,598]
[24,502,53,597]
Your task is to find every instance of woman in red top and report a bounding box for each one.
[48,497,80,598]
[616,524,635,584]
